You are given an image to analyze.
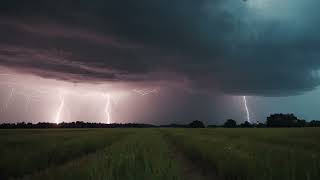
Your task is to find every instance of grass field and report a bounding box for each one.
[0,128,319,180]
[163,128,320,180]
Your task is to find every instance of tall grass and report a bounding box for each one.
[2,128,319,180]
[162,128,320,180]
[21,129,182,180]
[0,129,131,179]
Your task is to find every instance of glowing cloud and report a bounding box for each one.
[133,88,160,96]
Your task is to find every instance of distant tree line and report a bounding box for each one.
[0,120,206,129]
[0,114,320,129]
[210,113,320,128]
[0,121,156,129]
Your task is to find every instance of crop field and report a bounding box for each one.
[0,128,319,180]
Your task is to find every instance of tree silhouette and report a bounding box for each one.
[240,121,253,128]
[188,120,205,128]
[295,119,307,127]
[224,119,237,128]
[309,120,320,127]
[266,113,298,127]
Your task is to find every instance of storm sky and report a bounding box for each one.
[0,0,320,124]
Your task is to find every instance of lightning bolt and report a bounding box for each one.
[243,96,251,123]
[103,93,111,124]
[54,93,65,124]
[0,82,43,115]
[1,87,15,113]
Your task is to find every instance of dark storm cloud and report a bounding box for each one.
[1,0,320,96]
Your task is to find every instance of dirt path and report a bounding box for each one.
[163,133,219,180]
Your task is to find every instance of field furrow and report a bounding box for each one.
[1,128,320,180]
[163,132,219,180]
[18,130,182,180]
[162,128,320,180]
[0,129,131,179]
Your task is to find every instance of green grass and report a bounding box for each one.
[162,128,320,180]
[0,129,131,179]
[0,128,319,180]
[21,130,181,180]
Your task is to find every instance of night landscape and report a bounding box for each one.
[0,0,320,179]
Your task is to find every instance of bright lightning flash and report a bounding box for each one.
[243,96,251,123]
[54,93,65,124]
[103,93,111,124]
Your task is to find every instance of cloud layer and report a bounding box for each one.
[1,0,320,96]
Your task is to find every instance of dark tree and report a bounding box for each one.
[240,121,253,128]
[224,119,237,128]
[309,120,320,127]
[266,113,298,127]
[295,119,307,127]
[188,120,205,128]
[255,122,266,128]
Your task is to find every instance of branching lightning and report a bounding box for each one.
[0,84,43,115]
[0,73,164,124]
[0,73,120,123]
[243,96,251,123]
[82,92,115,124]
[1,87,15,113]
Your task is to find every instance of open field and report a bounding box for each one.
[163,128,320,180]
[0,128,319,180]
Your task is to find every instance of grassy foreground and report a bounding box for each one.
[163,128,320,180]
[0,129,131,179]
[21,130,181,180]
[0,128,319,180]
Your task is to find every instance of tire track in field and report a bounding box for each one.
[18,130,180,180]
[160,130,220,180]
[15,149,105,180]
[12,132,131,180]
